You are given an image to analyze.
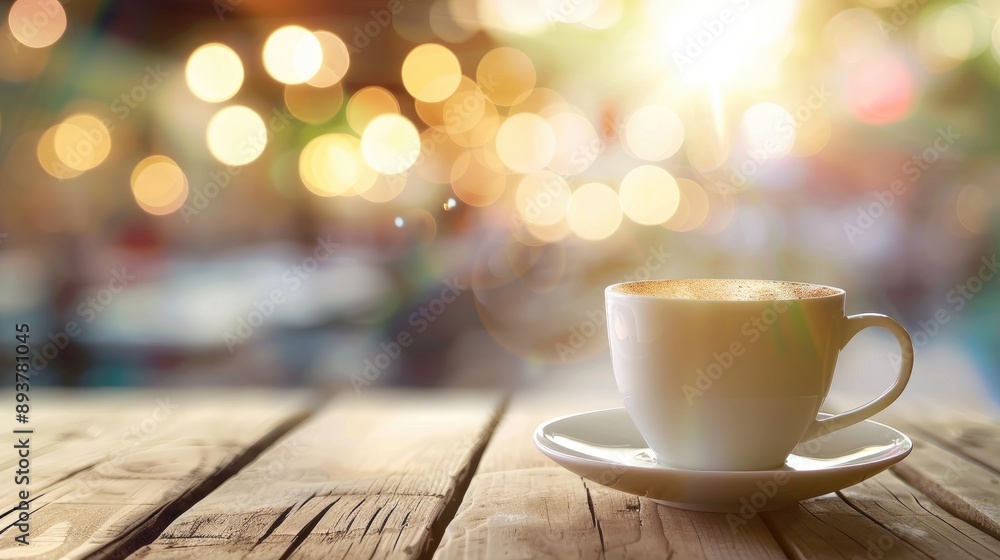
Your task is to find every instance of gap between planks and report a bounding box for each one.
[95,398,323,560]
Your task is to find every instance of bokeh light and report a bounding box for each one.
[347,86,400,134]
[130,156,189,216]
[516,172,571,226]
[546,112,600,176]
[361,114,421,174]
[186,43,244,103]
[663,178,710,232]
[477,47,536,106]
[360,172,409,203]
[8,0,67,48]
[496,113,556,173]
[956,185,992,235]
[393,208,437,244]
[263,25,323,85]
[652,0,798,86]
[567,182,622,241]
[308,31,350,88]
[741,103,795,159]
[450,149,506,206]
[624,105,684,162]
[402,43,462,103]
[477,0,548,35]
[449,94,500,148]
[430,0,480,43]
[442,78,489,135]
[824,8,888,65]
[299,133,377,197]
[37,125,82,179]
[509,88,570,117]
[845,54,915,124]
[619,165,680,226]
[285,82,343,124]
[206,105,267,166]
[924,4,990,64]
[53,114,111,171]
[414,128,464,183]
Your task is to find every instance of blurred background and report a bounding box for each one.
[0,0,997,410]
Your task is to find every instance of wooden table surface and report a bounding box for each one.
[1,388,999,559]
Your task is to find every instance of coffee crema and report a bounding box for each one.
[611,279,841,301]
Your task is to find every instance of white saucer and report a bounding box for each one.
[534,408,912,513]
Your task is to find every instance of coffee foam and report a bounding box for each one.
[611,279,841,301]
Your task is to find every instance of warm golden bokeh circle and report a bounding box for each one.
[347,86,401,133]
[299,133,377,197]
[206,105,267,166]
[285,82,344,124]
[37,125,83,179]
[130,155,189,216]
[361,114,421,174]
[476,47,536,106]
[402,43,463,103]
[53,114,112,171]
[516,172,571,226]
[451,149,506,207]
[495,113,556,173]
[8,0,67,48]
[308,31,351,87]
[263,26,323,85]
[619,165,681,226]
[567,182,622,241]
[186,43,244,103]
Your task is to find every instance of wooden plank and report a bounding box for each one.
[0,391,188,508]
[434,392,788,559]
[890,436,1000,541]
[0,390,312,559]
[839,473,1000,559]
[129,390,505,560]
[906,418,1000,476]
[763,492,934,559]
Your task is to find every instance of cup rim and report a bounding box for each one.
[605,278,846,303]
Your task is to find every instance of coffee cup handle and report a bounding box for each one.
[800,313,913,441]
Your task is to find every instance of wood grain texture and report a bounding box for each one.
[890,437,1000,541]
[840,473,1000,559]
[434,392,787,559]
[129,390,505,560]
[0,390,311,560]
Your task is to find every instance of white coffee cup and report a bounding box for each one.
[605,279,913,471]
